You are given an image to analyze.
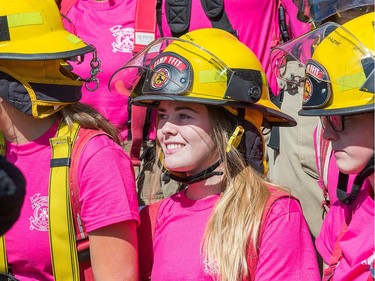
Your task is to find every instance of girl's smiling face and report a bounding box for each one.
[157,101,218,175]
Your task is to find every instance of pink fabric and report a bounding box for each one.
[4,121,139,280]
[149,189,319,280]
[157,0,310,96]
[64,0,156,142]
[316,180,375,281]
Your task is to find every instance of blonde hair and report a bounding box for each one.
[59,102,120,144]
[200,107,269,280]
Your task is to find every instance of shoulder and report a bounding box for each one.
[140,192,182,216]
[76,129,129,161]
[265,183,300,208]
[263,183,302,221]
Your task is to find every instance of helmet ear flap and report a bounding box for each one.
[238,120,266,175]
[223,108,266,175]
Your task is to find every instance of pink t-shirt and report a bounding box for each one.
[149,189,320,280]
[65,0,156,142]
[157,0,311,96]
[316,180,375,281]
[4,121,139,280]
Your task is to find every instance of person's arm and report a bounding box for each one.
[89,220,138,281]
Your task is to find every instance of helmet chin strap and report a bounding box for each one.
[168,160,223,184]
[337,155,374,205]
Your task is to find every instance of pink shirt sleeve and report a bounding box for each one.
[255,197,320,280]
[77,134,140,233]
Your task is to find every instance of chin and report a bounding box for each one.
[336,164,365,175]
[164,162,188,173]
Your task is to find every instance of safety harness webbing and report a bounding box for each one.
[49,121,80,281]
[0,232,7,274]
[60,0,76,15]
[164,0,237,37]
[133,0,158,54]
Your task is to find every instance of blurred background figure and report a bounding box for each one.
[0,156,25,236]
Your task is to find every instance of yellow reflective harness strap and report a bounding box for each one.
[0,132,8,273]
[0,232,7,273]
[49,121,80,281]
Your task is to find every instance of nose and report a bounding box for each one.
[322,123,339,141]
[159,120,178,136]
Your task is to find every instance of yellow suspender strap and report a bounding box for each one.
[0,132,8,273]
[0,122,82,278]
[49,121,80,281]
[0,231,7,273]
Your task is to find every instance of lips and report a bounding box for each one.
[164,143,185,154]
[166,143,184,150]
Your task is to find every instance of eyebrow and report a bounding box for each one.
[158,106,199,113]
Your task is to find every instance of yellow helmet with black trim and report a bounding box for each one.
[110,28,296,127]
[0,0,100,118]
[301,12,374,116]
[271,12,374,117]
[0,0,94,60]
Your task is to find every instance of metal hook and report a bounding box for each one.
[84,48,102,92]
[85,77,100,92]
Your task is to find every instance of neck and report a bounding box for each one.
[0,101,57,144]
[185,167,224,200]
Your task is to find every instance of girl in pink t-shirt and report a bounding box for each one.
[274,12,374,280]
[0,1,139,280]
[111,28,320,280]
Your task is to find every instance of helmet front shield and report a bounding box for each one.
[292,0,374,22]
[271,22,374,91]
[109,37,262,105]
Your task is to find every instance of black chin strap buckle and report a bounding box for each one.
[169,160,223,184]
